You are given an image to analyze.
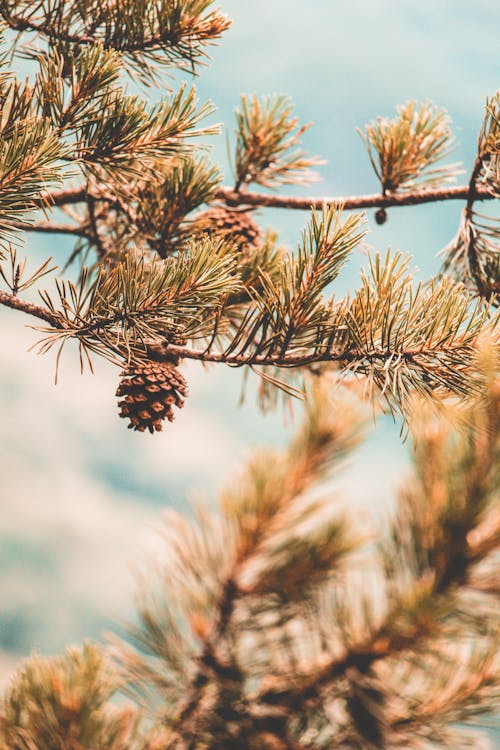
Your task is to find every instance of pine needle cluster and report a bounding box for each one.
[233,94,323,190]
[358,100,461,193]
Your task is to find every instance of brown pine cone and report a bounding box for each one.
[116,361,188,433]
[191,205,262,253]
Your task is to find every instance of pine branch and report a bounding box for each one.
[1,298,493,380]
[441,92,500,299]
[115,371,499,748]
[0,287,60,326]
[1,271,491,375]
[268,364,499,713]
[457,152,493,298]
[35,182,494,214]
[0,248,495,419]
[0,0,231,81]
[0,91,67,227]
[70,82,218,177]
[0,41,218,244]
[9,180,493,266]
[219,183,493,212]
[35,185,92,208]
[465,157,497,299]
[126,156,222,257]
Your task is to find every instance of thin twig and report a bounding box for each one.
[2,11,181,54]
[0,289,61,327]
[465,155,489,297]
[36,186,90,208]
[148,341,477,369]
[87,196,108,259]
[2,219,89,236]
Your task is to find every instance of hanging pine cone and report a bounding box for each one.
[191,205,262,254]
[116,361,188,433]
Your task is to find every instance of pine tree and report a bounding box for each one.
[0,2,498,748]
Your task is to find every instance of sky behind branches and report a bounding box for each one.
[0,0,498,685]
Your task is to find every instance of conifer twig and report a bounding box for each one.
[465,154,490,297]
[1,2,231,78]
[0,288,61,326]
[0,286,492,374]
[2,12,177,51]
[2,219,90,236]
[441,93,500,298]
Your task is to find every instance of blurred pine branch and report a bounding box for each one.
[2,370,498,748]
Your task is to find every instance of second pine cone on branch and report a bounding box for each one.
[190,205,262,253]
[116,361,188,433]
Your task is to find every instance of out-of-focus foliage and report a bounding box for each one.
[0,644,140,750]
[105,364,499,749]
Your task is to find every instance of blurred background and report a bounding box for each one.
[0,0,498,685]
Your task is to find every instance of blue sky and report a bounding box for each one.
[0,0,498,686]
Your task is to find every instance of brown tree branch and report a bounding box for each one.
[40,183,494,214]
[35,186,90,208]
[148,341,479,370]
[86,196,109,259]
[216,184,493,212]
[0,289,61,327]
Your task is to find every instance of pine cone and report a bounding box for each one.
[116,361,188,433]
[191,205,262,253]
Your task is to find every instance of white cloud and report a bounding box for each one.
[0,313,252,675]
